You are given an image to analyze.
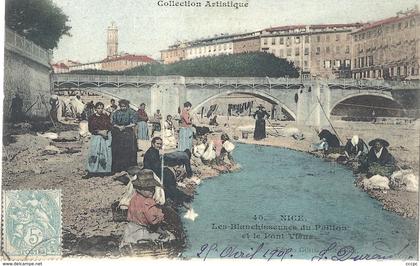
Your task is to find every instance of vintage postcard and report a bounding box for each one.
[1,0,419,265]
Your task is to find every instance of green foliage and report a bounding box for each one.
[6,0,71,49]
[70,69,116,75]
[121,52,299,77]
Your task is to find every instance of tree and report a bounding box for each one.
[121,52,299,77]
[6,0,71,49]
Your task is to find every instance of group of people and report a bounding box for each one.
[316,129,396,177]
[85,99,197,176]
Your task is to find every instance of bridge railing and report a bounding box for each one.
[184,76,304,85]
[327,79,420,89]
[51,74,420,89]
[52,74,158,83]
[5,28,52,67]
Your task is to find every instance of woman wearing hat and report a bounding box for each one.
[111,99,138,172]
[344,135,368,160]
[253,104,270,140]
[366,138,395,176]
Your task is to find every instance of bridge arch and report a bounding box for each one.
[191,89,296,120]
[330,92,406,117]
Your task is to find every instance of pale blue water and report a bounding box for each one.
[182,143,418,261]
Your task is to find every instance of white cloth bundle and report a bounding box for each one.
[222,140,235,152]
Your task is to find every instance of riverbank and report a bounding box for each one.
[1,118,418,258]
[209,116,419,219]
[1,121,239,257]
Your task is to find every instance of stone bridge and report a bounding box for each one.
[52,74,419,126]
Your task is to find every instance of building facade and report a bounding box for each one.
[160,43,186,64]
[260,23,361,78]
[309,24,360,78]
[161,32,262,64]
[101,54,156,71]
[351,7,420,80]
[184,39,233,60]
[232,32,261,54]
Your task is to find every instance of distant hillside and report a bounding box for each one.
[70,52,299,77]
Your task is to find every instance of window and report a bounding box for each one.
[316,47,320,55]
[272,38,276,45]
[345,59,351,67]
[324,60,331,68]
[304,48,309,55]
[335,60,341,67]
[295,36,300,44]
[335,34,340,41]
[279,49,284,57]
[326,46,330,53]
[368,56,373,66]
[345,46,350,54]
[279,37,284,44]
[304,60,308,67]
[305,36,309,43]
[263,38,268,45]
[223,44,227,50]
[287,48,292,56]
[295,48,300,56]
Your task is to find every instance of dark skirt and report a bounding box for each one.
[111,127,137,172]
[253,119,266,140]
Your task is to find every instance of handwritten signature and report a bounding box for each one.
[196,241,414,261]
[311,241,414,261]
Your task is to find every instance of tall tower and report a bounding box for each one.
[107,22,118,57]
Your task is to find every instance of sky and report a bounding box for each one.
[50,0,420,63]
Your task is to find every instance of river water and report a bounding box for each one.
[181,143,418,261]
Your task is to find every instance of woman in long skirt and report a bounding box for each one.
[86,102,113,176]
[111,99,138,172]
[178,101,193,151]
[253,104,270,140]
[136,103,149,140]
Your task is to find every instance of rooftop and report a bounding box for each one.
[102,54,156,63]
[265,23,363,32]
[355,9,419,32]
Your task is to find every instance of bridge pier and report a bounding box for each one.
[151,76,186,117]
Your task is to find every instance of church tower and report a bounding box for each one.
[107,22,118,57]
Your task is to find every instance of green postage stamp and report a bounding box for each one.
[2,190,62,260]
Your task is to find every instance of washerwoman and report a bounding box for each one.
[86,102,112,176]
[111,99,138,172]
